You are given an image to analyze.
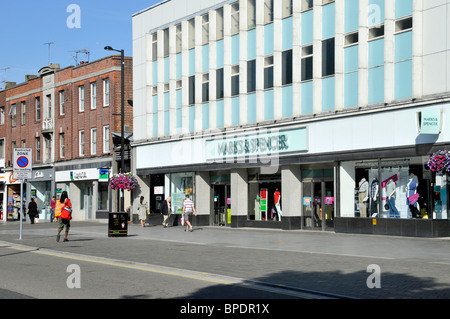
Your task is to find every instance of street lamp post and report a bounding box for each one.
[104,46,125,212]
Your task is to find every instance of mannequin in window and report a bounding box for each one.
[406,173,419,218]
[386,179,400,218]
[370,178,379,217]
[274,188,282,221]
[358,178,369,217]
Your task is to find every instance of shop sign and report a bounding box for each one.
[205,126,307,161]
[418,109,441,135]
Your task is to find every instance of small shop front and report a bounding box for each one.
[28,167,54,222]
[55,167,110,221]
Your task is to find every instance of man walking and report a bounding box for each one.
[182,194,196,232]
[161,196,171,228]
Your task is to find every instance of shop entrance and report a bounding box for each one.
[302,180,334,230]
[213,184,230,226]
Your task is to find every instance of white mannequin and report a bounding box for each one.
[358,178,369,217]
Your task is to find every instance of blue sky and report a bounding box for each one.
[0,0,160,88]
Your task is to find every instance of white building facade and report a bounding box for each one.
[132,0,450,236]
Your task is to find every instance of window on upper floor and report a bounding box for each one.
[103,125,110,154]
[103,78,110,106]
[231,2,239,35]
[21,101,26,125]
[301,45,313,81]
[79,85,85,112]
[79,130,85,157]
[176,24,182,53]
[189,75,195,105]
[152,33,158,61]
[216,68,224,99]
[248,0,256,30]
[282,0,293,19]
[164,28,169,57]
[59,90,65,115]
[35,96,41,122]
[202,73,209,102]
[202,14,209,45]
[302,0,313,12]
[264,56,274,89]
[59,133,65,159]
[0,107,4,125]
[264,0,274,25]
[322,38,335,77]
[231,65,240,96]
[247,60,256,93]
[188,18,195,50]
[91,82,97,109]
[216,8,224,40]
[282,49,293,85]
[395,16,412,33]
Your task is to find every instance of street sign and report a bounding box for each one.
[13,148,32,180]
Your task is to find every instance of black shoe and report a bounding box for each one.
[56,234,60,242]
[63,238,69,242]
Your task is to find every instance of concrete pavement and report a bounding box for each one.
[1,220,450,299]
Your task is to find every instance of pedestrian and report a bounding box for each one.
[50,196,56,222]
[56,191,72,242]
[137,196,149,228]
[27,198,38,224]
[182,194,196,232]
[161,196,171,228]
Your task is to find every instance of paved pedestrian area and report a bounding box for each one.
[1,220,450,299]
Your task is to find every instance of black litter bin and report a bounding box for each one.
[108,212,128,237]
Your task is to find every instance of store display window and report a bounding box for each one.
[166,172,194,214]
[341,157,448,219]
[248,170,282,221]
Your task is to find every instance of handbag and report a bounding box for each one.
[384,202,389,210]
[61,206,72,220]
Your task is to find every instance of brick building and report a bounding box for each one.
[0,55,133,222]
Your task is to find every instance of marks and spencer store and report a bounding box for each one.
[134,102,450,237]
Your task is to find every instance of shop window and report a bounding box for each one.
[342,159,437,220]
[167,172,195,215]
[98,182,109,210]
[248,172,282,221]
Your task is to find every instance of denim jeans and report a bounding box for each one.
[388,197,400,218]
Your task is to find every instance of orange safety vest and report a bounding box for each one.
[54,199,67,218]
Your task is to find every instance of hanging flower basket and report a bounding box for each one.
[426,150,450,174]
[109,172,139,191]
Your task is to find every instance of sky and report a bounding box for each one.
[0,0,160,88]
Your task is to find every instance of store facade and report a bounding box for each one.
[134,101,450,236]
[55,164,111,221]
[132,0,450,236]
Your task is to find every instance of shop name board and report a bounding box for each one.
[419,109,441,135]
[206,126,307,161]
[217,135,288,156]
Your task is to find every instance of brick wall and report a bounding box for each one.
[1,55,133,167]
